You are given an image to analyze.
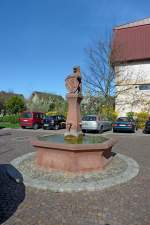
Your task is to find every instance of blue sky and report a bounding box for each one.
[0,0,150,98]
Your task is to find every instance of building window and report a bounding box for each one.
[139,84,150,90]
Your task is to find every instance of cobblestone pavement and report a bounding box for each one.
[0,128,150,225]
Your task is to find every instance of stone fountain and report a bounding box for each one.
[64,66,83,139]
[31,66,116,172]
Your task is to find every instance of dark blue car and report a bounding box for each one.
[112,117,136,133]
[43,115,66,130]
[143,120,150,134]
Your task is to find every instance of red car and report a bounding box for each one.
[19,111,44,129]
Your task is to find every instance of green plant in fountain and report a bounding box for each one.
[64,134,84,144]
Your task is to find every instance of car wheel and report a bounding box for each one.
[98,126,103,133]
[21,126,25,129]
[113,129,117,133]
[131,126,135,133]
[54,124,59,130]
[33,123,39,130]
[143,129,147,134]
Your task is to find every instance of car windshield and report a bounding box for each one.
[21,112,32,118]
[82,116,97,121]
[117,117,134,122]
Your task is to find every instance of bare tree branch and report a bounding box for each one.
[83,38,145,112]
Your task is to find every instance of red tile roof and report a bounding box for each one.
[115,18,150,29]
[111,20,150,63]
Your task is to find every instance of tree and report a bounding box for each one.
[5,96,26,114]
[83,39,115,107]
[0,91,24,114]
[81,87,102,115]
[83,38,143,114]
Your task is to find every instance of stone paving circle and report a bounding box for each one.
[11,151,139,192]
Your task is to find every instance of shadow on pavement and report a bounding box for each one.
[0,132,11,136]
[0,164,25,224]
[105,224,116,225]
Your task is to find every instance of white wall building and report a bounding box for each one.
[112,18,150,116]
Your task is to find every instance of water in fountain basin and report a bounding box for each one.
[38,134,108,144]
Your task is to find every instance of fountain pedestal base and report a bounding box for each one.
[32,139,115,172]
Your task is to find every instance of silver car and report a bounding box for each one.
[81,115,112,133]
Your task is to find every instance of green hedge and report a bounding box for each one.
[0,114,19,124]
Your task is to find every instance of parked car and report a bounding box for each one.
[143,119,150,134]
[43,115,66,130]
[81,115,112,133]
[112,117,136,133]
[19,111,45,129]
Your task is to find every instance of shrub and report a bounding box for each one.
[100,106,118,122]
[126,111,149,128]
[135,112,149,129]
[0,114,19,124]
[5,96,26,114]
[46,111,60,116]
[108,111,118,122]
[126,111,134,119]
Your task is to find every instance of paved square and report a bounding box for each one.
[0,128,150,225]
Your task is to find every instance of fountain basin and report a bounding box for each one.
[31,134,116,173]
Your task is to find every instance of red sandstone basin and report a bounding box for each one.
[31,134,116,173]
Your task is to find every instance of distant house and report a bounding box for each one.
[30,91,64,103]
[27,91,66,112]
[112,18,150,116]
[30,91,53,104]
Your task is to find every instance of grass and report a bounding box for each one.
[0,122,20,129]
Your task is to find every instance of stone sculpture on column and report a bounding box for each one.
[64,66,83,139]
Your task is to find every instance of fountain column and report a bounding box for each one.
[64,66,83,139]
